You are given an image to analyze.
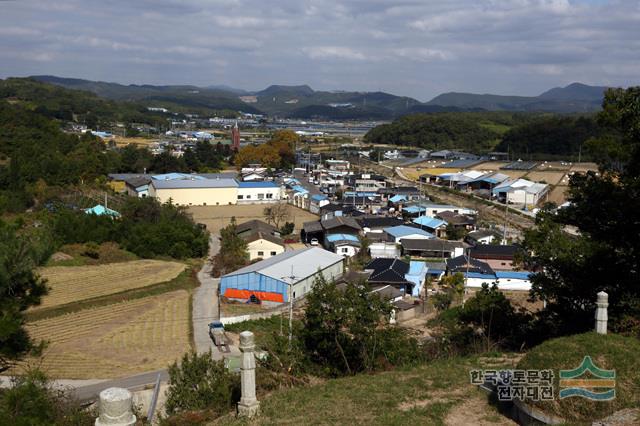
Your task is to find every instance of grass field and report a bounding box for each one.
[36,260,187,310]
[18,290,191,379]
[46,242,138,267]
[188,204,318,234]
[217,355,518,425]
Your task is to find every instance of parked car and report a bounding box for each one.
[310,238,319,246]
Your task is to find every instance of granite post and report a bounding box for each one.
[95,387,136,426]
[595,291,608,335]
[237,331,260,418]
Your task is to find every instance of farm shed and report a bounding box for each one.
[220,247,344,304]
[149,177,238,206]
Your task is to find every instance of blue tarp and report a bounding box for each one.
[83,204,121,218]
[406,261,427,297]
[384,225,434,239]
[389,194,407,203]
[326,233,359,243]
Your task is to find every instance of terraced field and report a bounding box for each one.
[22,290,190,379]
[36,260,187,309]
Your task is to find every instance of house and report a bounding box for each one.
[446,255,494,275]
[301,221,324,244]
[492,178,549,205]
[309,194,330,214]
[345,173,388,192]
[429,150,456,160]
[384,225,434,243]
[342,193,384,211]
[124,176,151,198]
[377,186,421,203]
[326,159,350,171]
[436,170,486,187]
[424,261,446,280]
[457,172,510,192]
[83,204,121,218]
[466,229,503,245]
[356,216,404,234]
[469,244,520,271]
[412,216,448,238]
[436,211,476,232]
[369,241,401,259]
[244,231,285,261]
[220,247,344,304]
[319,203,343,220]
[325,233,361,257]
[400,239,466,259]
[364,258,426,296]
[236,220,280,240]
[403,203,477,218]
[149,177,238,206]
[236,181,282,203]
[322,216,362,237]
[462,271,532,292]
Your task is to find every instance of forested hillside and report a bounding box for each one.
[363,112,536,152]
[364,111,601,157]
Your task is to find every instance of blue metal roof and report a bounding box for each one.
[389,194,407,203]
[291,185,309,194]
[326,233,359,243]
[464,272,497,280]
[311,194,329,202]
[495,271,533,280]
[237,181,279,188]
[412,216,447,228]
[403,206,426,214]
[384,225,434,239]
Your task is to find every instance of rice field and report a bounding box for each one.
[523,171,567,185]
[36,260,187,309]
[21,290,191,379]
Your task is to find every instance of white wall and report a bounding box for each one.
[334,244,359,257]
[237,186,282,203]
[247,239,285,261]
[370,242,400,258]
[291,259,343,300]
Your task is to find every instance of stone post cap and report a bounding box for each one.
[96,387,136,426]
[597,291,609,302]
[240,331,255,348]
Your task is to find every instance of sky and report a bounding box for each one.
[0,0,638,101]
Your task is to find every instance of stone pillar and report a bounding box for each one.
[95,387,136,426]
[595,291,608,335]
[237,331,260,418]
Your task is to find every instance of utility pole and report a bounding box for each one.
[502,198,509,244]
[281,266,299,346]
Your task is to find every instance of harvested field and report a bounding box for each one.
[570,162,598,172]
[471,161,508,171]
[36,260,187,309]
[112,136,160,147]
[523,171,566,186]
[20,290,190,379]
[188,204,318,234]
[548,186,569,204]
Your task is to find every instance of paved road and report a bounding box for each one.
[193,234,222,356]
[71,369,169,402]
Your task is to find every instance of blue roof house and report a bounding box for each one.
[384,225,435,243]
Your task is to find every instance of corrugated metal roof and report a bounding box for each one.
[152,178,238,189]
[326,233,359,243]
[221,247,344,283]
[237,181,279,188]
[384,225,434,239]
[412,217,447,228]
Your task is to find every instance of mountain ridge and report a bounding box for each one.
[29,76,610,117]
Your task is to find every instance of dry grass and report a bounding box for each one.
[188,204,318,234]
[523,171,566,185]
[112,136,160,147]
[18,290,191,379]
[547,186,569,204]
[36,260,187,309]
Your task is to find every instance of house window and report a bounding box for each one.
[270,251,277,256]
[501,262,506,266]
[257,251,264,256]
[203,203,206,206]
[258,193,264,199]
[266,193,273,199]
[246,195,251,199]
[341,248,349,253]
[238,195,244,199]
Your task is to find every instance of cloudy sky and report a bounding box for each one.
[0,0,638,100]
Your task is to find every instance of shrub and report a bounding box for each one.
[165,351,240,417]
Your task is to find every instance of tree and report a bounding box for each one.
[263,203,290,229]
[165,351,239,416]
[302,275,419,376]
[0,220,50,372]
[279,221,295,236]
[212,218,249,277]
[445,223,467,240]
[523,87,640,338]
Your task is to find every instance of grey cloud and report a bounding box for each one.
[0,0,637,99]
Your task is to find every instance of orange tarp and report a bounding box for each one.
[224,288,284,303]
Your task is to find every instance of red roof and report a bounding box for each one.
[224,288,284,303]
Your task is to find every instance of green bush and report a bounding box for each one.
[165,351,240,417]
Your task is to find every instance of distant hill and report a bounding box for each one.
[31,75,261,115]
[28,76,612,118]
[426,83,609,113]
[251,85,421,119]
